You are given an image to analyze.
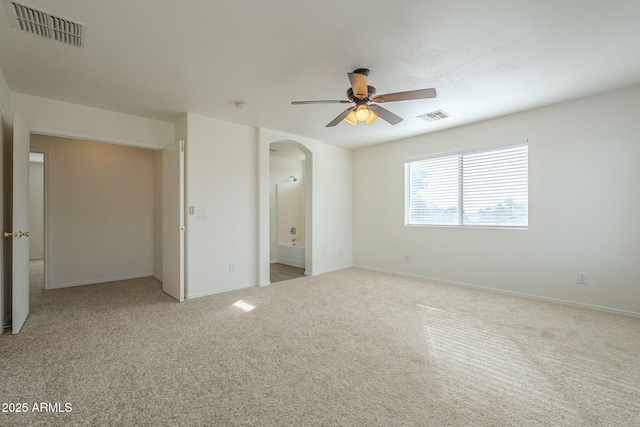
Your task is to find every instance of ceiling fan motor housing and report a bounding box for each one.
[352,68,370,76]
[347,85,377,102]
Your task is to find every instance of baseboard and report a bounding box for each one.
[153,273,163,282]
[258,281,271,287]
[186,282,254,299]
[46,273,155,289]
[29,257,44,261]
[277,256,304,268]
[353,265,640,318]
[314,264,354,275]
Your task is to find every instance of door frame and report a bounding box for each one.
[161,139,185,301]
[29,148,49,289]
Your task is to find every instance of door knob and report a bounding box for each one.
[4,231,29,238]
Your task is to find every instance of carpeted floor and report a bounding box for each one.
[1,268,639,426]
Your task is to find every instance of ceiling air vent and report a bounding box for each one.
[417,110,451,122]
[5,0,85,47]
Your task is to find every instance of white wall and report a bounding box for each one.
[11,93,174,150]
[184,113,257,298]
[30,134,155,288]
[270,155,305,260]
[314,142,353,274]
[28,160,44,259]
[276,183,304,246]
[353,85,640,315]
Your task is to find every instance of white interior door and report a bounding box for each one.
[11,114,30,334]
[162,139,185,301]
[0,112,3,327]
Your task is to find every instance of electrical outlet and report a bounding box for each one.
[577,272,588,285]
[404,254,411,262]
[230,262,235,272]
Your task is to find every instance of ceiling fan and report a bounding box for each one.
[291,68,437,127]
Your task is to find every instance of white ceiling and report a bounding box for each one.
[1,1,639,149]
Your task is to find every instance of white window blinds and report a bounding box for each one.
[405,143,528,227]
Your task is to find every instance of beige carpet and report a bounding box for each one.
[1,268,639,426]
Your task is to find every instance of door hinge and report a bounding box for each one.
[180,226,185,231]
[180,140,184,152]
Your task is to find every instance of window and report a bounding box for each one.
[405,143,528,228]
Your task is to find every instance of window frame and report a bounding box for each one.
[404,141,529,229]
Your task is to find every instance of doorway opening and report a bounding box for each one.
[29,134,159,291]
[269,142,306,283]
[29,152,45,291]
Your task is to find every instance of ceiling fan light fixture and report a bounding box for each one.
[355,103,371,122]
[365,110,379,125]
[344,110,357,126]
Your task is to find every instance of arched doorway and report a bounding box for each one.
[269,142,307,282]
[257,131,316,286]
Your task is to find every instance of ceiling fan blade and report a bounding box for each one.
[348,72,368,100]
[292,100,351,105]
[372,88,437,103]
[326,107,355,127]
[369,104,403,125]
